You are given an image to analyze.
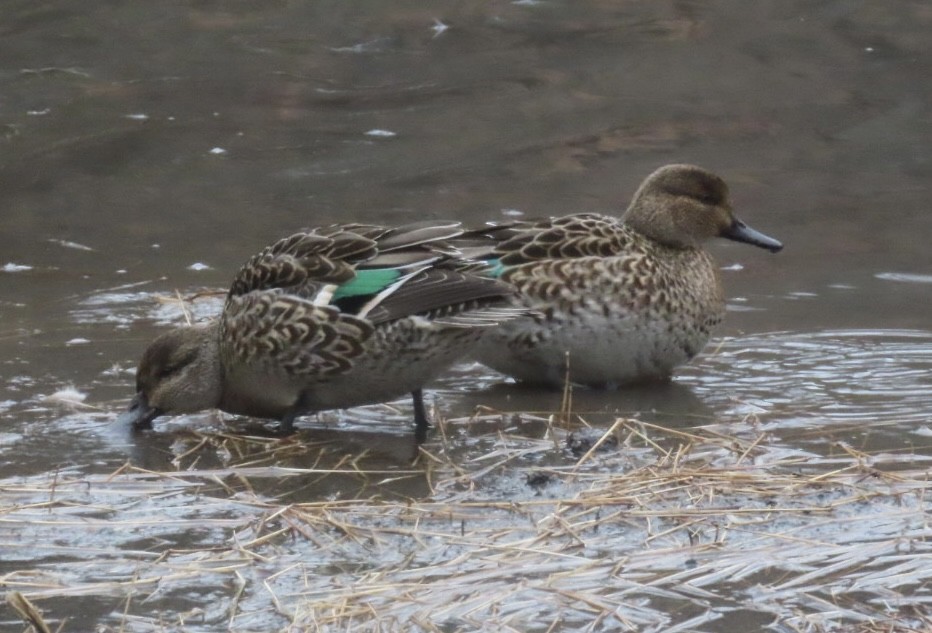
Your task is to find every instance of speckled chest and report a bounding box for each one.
[478,243,726,386]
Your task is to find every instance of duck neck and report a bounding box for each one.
[193,320,224,409]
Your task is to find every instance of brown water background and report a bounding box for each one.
[1,1,930,631]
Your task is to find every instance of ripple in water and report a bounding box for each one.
[72,288,224,327]
[682,329,932,432]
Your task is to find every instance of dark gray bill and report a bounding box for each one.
[117,392,162,430]
[722,218,783,253]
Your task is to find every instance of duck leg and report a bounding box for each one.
[277,411,298,436]
[412,389,431,444]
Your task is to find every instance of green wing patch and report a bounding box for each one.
[333,269,402,300]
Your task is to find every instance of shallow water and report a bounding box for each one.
[1,1,931,631]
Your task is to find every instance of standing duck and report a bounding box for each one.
[119,222,524,441]
[468,164,783,388]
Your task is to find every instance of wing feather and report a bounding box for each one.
[221,290,374,378]
[361,268,518,325]
[227,231,378,300]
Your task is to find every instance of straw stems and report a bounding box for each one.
[3,415,931,631]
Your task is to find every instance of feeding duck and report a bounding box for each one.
[119,221,526,441]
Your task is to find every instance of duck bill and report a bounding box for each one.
[722,218,783,253]
[118,392,162,430]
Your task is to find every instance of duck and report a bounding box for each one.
[118,221,525,441]
[465,164,784,388]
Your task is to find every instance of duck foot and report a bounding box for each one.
[275,413,299,437]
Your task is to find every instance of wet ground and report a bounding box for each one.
[1,1,931,631]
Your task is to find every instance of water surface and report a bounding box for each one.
[1,1,930,631]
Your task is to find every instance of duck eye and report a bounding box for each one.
[156,347,198,380]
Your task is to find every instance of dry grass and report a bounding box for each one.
[2,413,931,632]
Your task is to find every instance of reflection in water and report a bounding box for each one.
[449,374,714,430]
[875,272,932,285]
[127,427,432,502]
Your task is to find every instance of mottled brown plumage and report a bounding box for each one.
[470,164,783,388]
[120,221,526,440]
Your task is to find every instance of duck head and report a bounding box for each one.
[623,164,783,253]
[119,322,223,430]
